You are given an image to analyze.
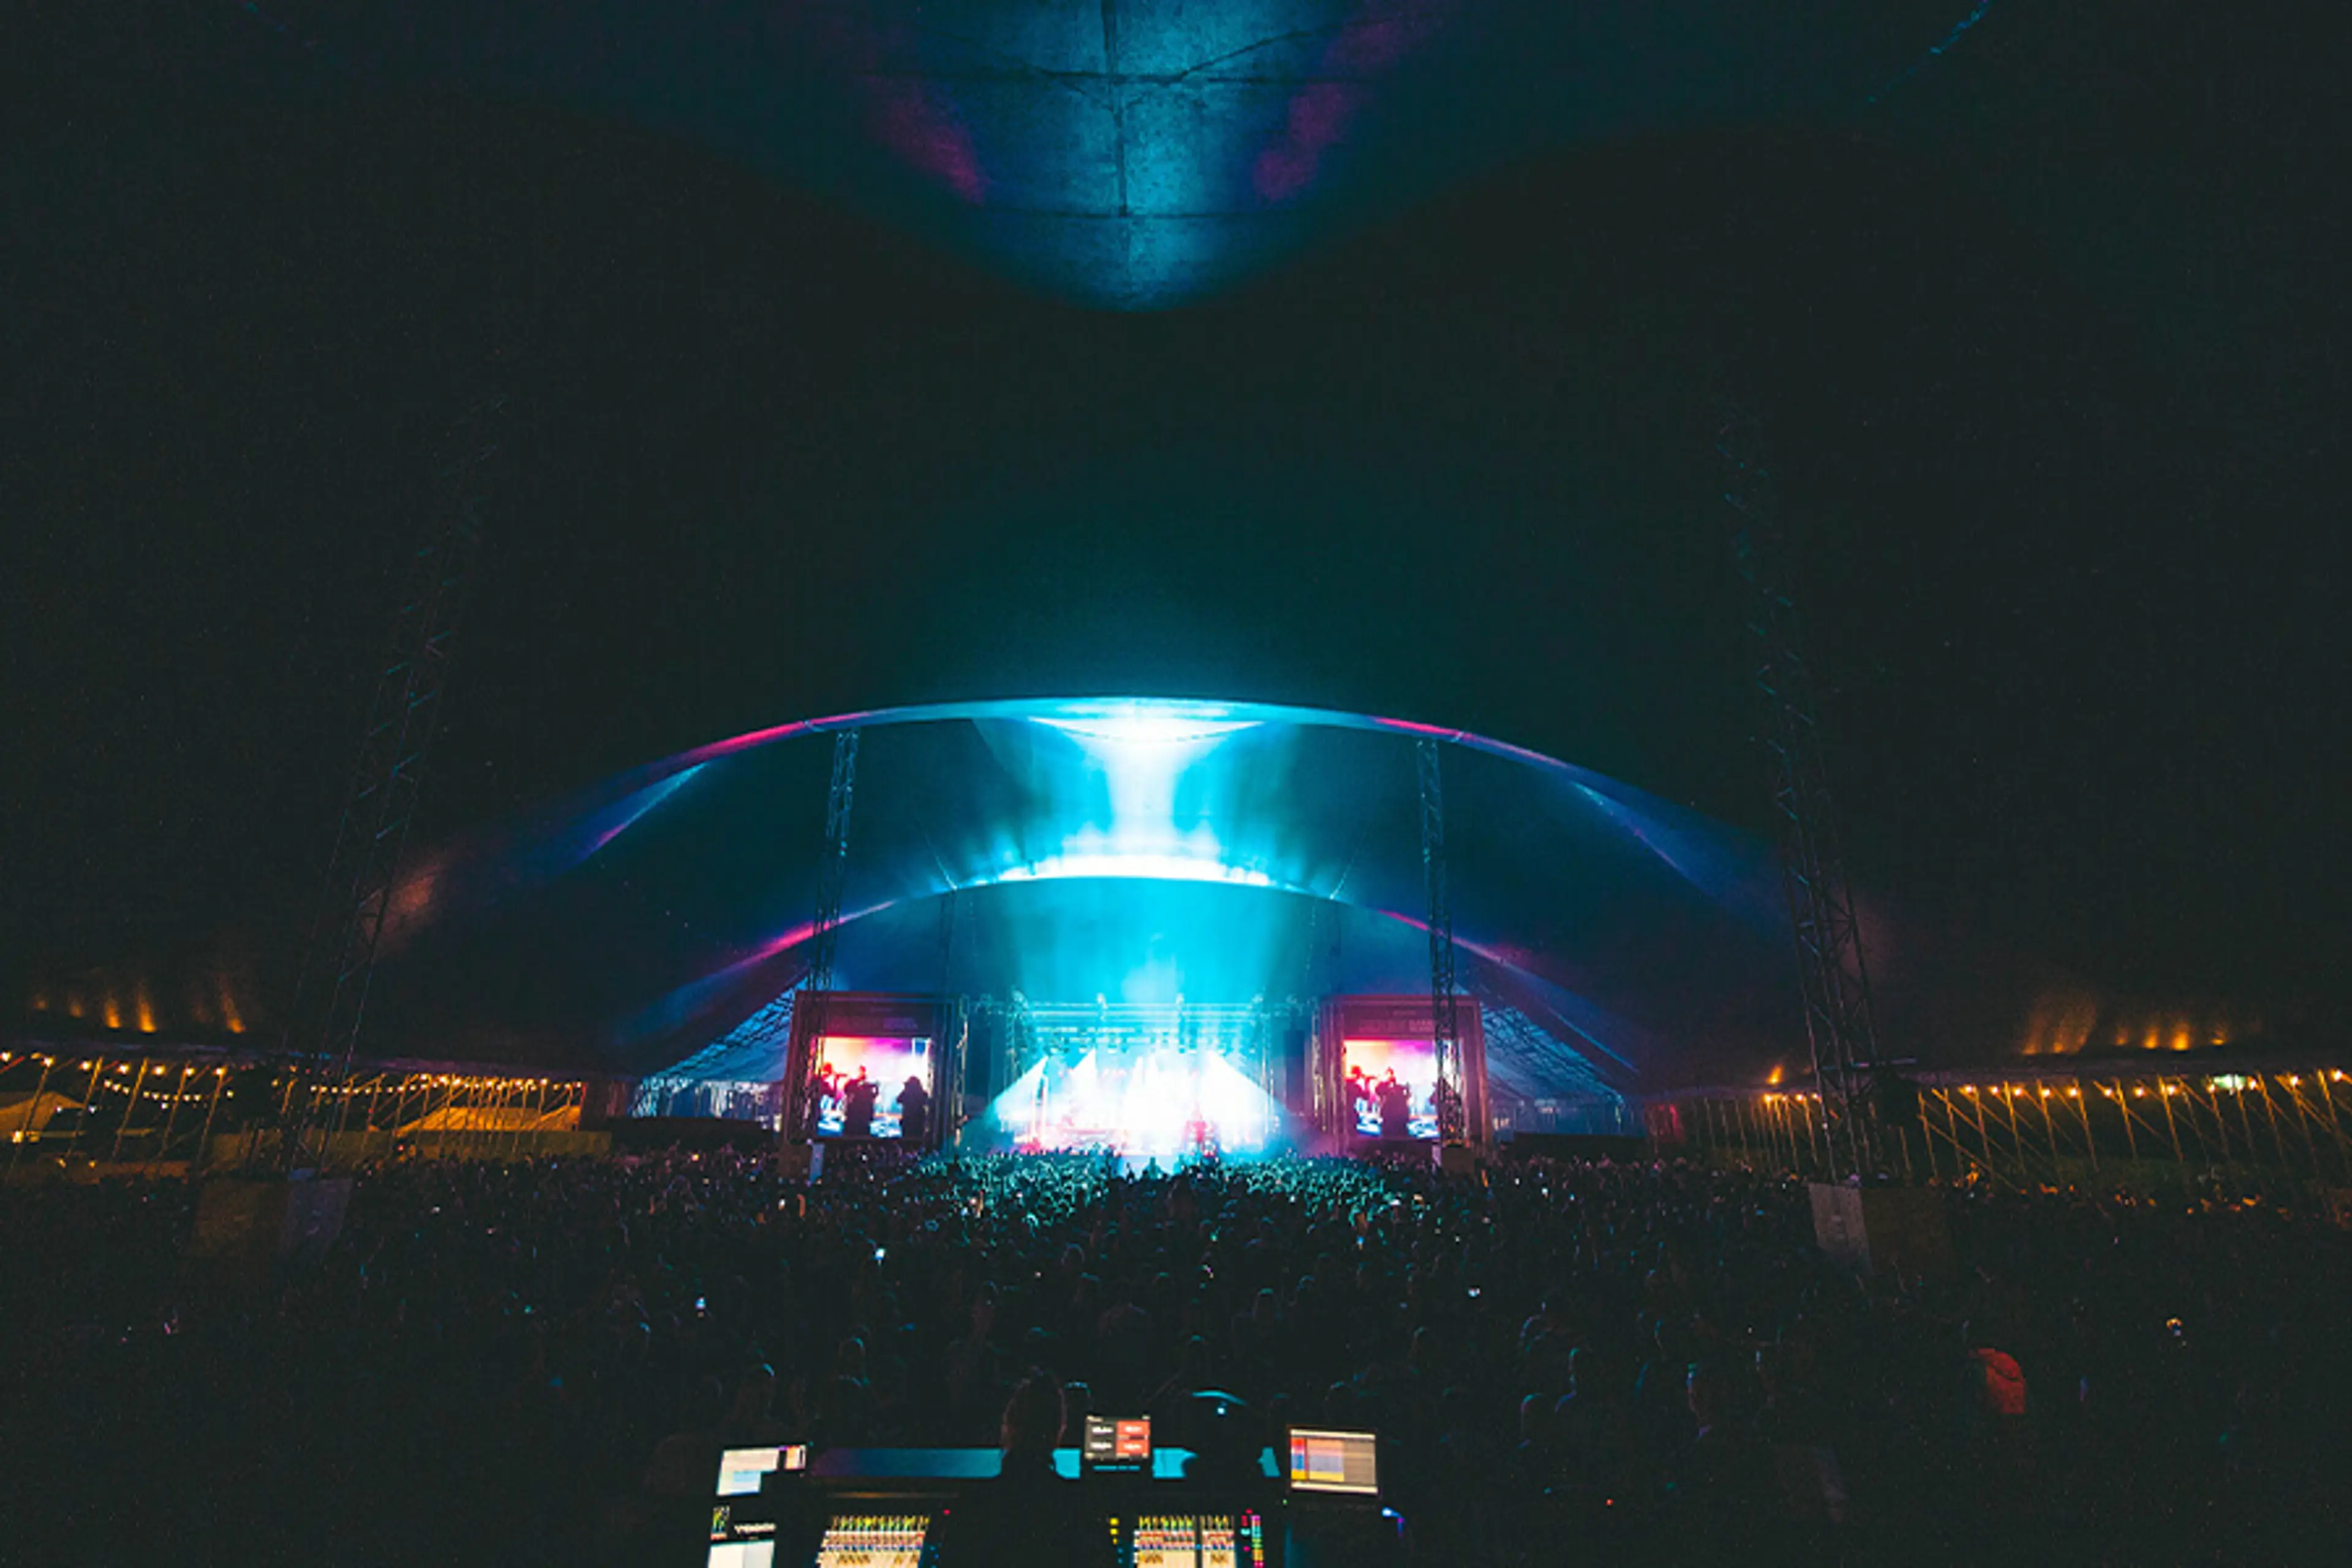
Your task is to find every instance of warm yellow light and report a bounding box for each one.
[2067,1088,2079,1098]
[2286,1076,2300,1087]
[1962,1085,1977,1095]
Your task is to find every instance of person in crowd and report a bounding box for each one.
[4,1144,2348,1565]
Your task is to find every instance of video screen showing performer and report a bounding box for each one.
[810,1036,933,1140]
[1340,1039,1438,1140]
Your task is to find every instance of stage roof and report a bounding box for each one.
[364,697,2076,1096]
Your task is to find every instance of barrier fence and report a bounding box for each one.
[1649,1065,2352,1196]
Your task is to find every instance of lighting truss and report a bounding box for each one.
[1717,397,1881,1177]
[1016,999,1270,1066]
[791,726,861,1137]
[1417,737,1466,1142]
[277,395,504,1168]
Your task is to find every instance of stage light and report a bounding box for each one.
[993,853,1273,888]
[1011,701,1272,893]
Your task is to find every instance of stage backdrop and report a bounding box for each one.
[1316,995,1490,1148]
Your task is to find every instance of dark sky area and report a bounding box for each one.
[3,1,2346,1046]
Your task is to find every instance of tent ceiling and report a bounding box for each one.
[370,697,2055,1092]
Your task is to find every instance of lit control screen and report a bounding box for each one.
[717,1445,801,1498]
[1084,1414,1153,1469]
[1286,1428,1379,1496]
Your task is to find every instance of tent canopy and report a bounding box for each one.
[370,697,2062,1096]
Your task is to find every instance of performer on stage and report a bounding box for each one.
[896,1074,931,1145]
[842,1066,879,1138]
[808,1062,843,1137]
[1183,1103,1216,1159]
[1376,1069,1412,1140]
[1346,1064,1375,1134]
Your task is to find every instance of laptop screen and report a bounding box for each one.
[1285,1428,1379,1496]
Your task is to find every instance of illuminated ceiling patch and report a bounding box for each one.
[1033,700,1258,750]
[990,853,1276,889]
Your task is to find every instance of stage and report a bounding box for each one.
[784,992,1490,1159]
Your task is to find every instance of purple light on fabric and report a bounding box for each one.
[674,709,875,771]
[875,91,987,203]
[1255,83,1365,202]
[1373,906,1513,969]
[581,766,704,861]
[1253,0,1460,203]
[796,7,989,204]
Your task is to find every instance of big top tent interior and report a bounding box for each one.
[347,696,2089,1140]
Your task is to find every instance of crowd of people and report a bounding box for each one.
[3,1147,2347,1564]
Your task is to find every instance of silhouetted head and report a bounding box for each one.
[1001,1371,1064,1464]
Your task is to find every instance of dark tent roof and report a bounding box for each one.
[16,1,2013,310]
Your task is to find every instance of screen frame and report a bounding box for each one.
[1338,1038,1440,1140]
[810,1035,936,1140]
[717,1445,786,1498]
[1284,1427,1381,1497]
[1081,1412,1155,1472]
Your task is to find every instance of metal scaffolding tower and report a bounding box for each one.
[277,397,505,1167]
[1716,398,1882,1177]
[1417,737,1467,1143]
[791,727,861,1136]
[805,728,862,998]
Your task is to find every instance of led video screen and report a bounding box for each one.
[1341,1038,1438,1139]
[812,1036,933,1139]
